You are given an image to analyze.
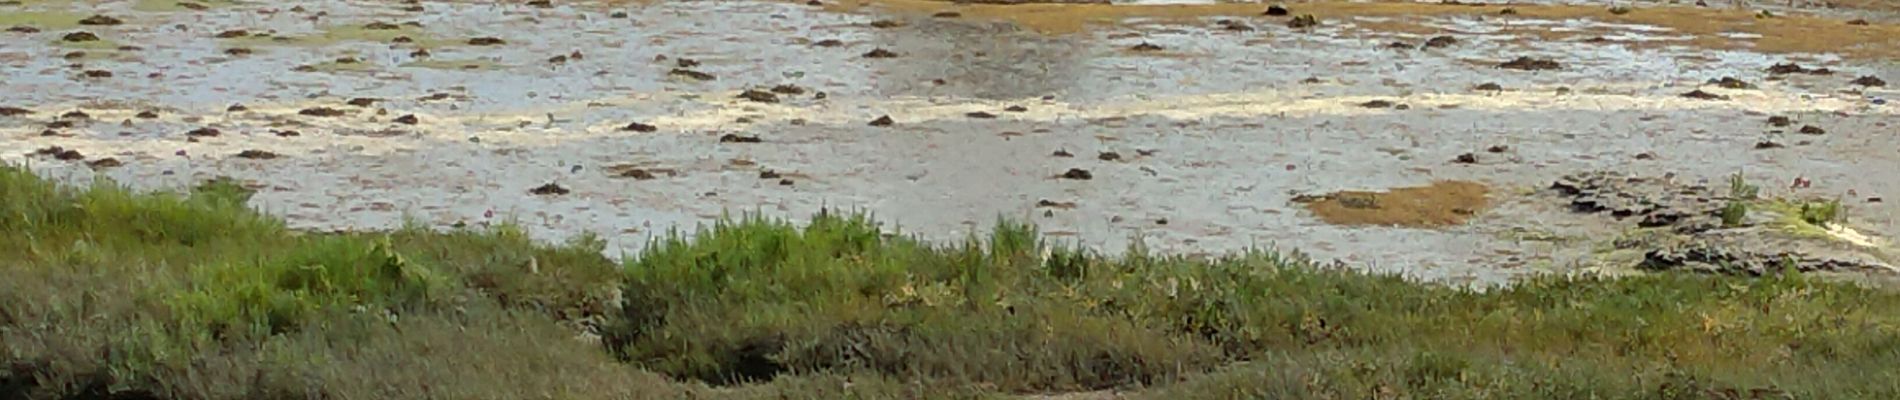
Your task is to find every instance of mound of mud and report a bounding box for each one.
[1549,172,1894,276]
[1296,181,1489,228]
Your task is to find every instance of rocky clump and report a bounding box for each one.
[1286,14,1319,29]
[1549,171,1895,275]
[1498,56,1560,71]
[669,69,715,81]
[738,89,778,103]
[622,122,658,132]
[1766,63,1832,75]
[299,107,347,117]
[78,15,124,26]
[1851,75,1886,87]
[1680,90,1728,100]
[1708,77,1752,89]
[62,31,100,42]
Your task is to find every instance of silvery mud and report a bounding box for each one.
[3,0,1895,285]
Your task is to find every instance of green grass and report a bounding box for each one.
[5,165,1900,399]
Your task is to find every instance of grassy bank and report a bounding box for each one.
[3,165,1899,399]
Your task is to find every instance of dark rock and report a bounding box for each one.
[1851,75,1887,87]
[364,21,401,30]
[527,0,553,8]
[59,111,88,120]
[669,69,715,81]
[1452,153,1478,164]
[1263,5,1290,16]
[1036,199,1077,209]
[529,183,569,196]
[862,48,898,59]
[1422,35,1457,48]
[812,39,844,47]
[675,58,700,68]
[61,31,100,42]
[966,111,997,119]
[932,11,961,18]
[1766,116,1793,127]
[869,20,903,28]
[1219,20,1255,32]
[0,106,30,117]
[235,150,279,159]
[393,114,419,125]
[1754,141,1783,149]
[135,110,157,119]
[1097,152,1121,161]
[299,107,346,117]
[1708,76,1752,89]
[1847,19,1869,26]
[1004,105,1028,112]
[1486,145,1509,153]
[622,122,657,132]
[1130,42,1164,51]
[1287,14,1319,28]
[226,104,247,112]
[78,15,124,26]
[1798,125,1825,135]
[1384,41,1413,50]
[1766,63,1832,75]
[274,130,300,137]
[1499,7,1517,15]
[769,84,806,95]
[720,134,762,143]
[1680,90,1728,100]
[868,115,894,127]
[779,179,794,186]
[1359,100,1395,108]
[1499,56,1560,71]
[87,158,122,169]
[224,47,252,56]
[52,148,84,161]
[467,37,506,46]
[6,26,41,33]
[1053,149,1073,157]
[347,98,379,107]
[611,11,629,18]
[1060,168,1093,180]
[186,127,220,137]
[738,89,779,103]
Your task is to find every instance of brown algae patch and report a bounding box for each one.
[1299,180,1490,228]
[833,0,1900,59]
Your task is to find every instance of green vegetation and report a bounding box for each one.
[1720,200,1749,227]
[1799,198,1846,228]
[6,166,1900,399]
[1728,171,1760,200]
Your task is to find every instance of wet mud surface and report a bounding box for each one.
[3,0,1896,285]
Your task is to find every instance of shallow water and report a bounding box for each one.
[3,0,1895,284]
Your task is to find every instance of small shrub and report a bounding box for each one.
[1720,201,1749,227]
[1727,172,1759,200]
[1798,198,1844,227]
